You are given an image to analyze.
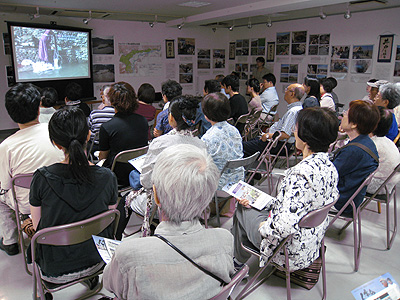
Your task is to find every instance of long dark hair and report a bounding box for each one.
[304,77,321,101]
[49,107,91,184]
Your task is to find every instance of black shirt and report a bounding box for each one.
[229,94,248,134]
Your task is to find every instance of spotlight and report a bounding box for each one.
[229,24,234,31]
[177,23,184,30]
[266,20,272,27]
[344,4,351,19]
[247,18,252,29]
[319,8,327,20]
[149,22,154,28]
[212,27,217,32]
[83,10,92,24]
[149,15,157,28]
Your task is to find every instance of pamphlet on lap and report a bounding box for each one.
[351,273,400,300]
[222,180,275,210]
[128,154,147,173]
[92,235,121,264]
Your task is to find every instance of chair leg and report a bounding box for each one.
[377,202,382,214]
[387,189,397,250]
[321,240,327,300]
[236,265,271,300]
[284,247,291,300]
[354,215,362,272]
[215,194,220,227]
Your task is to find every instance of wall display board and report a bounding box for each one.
[394,45,400,77]
[235,63,249,79]
[330,45,350,73]
[179,62,193,83]
[178,37,195,55]
[213,49,225,68]
[276,32,290,56]
[280,63,298,83]
[291,31,307,55]
[92,36,114,55]
[309,34,330,55]
[119,43,162,76]
[197,49,210,69]
[250,38,265,56]
[236,39,249,56]
[351,45,373,74]
[307,64,328,79]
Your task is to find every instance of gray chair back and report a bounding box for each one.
[209,265,249,300]
[110,145,149,172]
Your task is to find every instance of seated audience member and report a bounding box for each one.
[29,107,117,286]
[104,144,234,300]
[201,93,244,189]
[121,95,206,236]
[64,82,91,117]
[319,78,336,111]
[251,56,269,82]
[203,79,221,95]
[99,82,148,186]
[259,73,279,115]
[39,87,58,123]
[374,82,400,141]
[215,74,230,99]
[232,107,339,271]
[0,83,64,256]
[332,100,379,214]
[135,83,157,140]
[362,79,379,101]
[88,86,115,153]
[327,77,339,113]
[243,83,305,156]
[246,78,262,112]
[302,77,320,108]
[153,80,183,137]
[221,74,248,134]
[367,107,400,194]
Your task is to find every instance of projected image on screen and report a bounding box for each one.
[10,26,90,82]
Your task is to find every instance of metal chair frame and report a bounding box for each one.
[236,201,336,300]
[254,104,279,136]
[11,173,34,276]
[209,265,249,300]
[31,209,120,300]
[243,109,262,141]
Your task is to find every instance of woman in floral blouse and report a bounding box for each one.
[232,107,339,271]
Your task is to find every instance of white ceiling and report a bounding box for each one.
[0,0,398,28]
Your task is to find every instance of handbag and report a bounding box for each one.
[154,234,228,286]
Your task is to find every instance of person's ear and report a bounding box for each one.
[153,185,161,207]
[383,99,389,107]
[53,142,63,150]
[64,97,68,104]
[87,130,91,142]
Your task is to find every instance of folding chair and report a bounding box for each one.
[209,264,249,300]
[352,163,400,250]
[255,104,279,135]
[236,200,337,300]
[87,131,100,163]
[328,171,377,272]
[11,173,34,276]
[206,152,259,227]
[31,209,120,300]
[110,145,149,195]
[243,109,262,141]
[234,112,252,136]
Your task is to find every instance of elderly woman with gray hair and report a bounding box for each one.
[104,144,234,300]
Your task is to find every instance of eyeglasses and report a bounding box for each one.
[285,87,294,93]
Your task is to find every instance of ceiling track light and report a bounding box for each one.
[177,18,185,30]
[33,7,40,19]
[247,18,252,29]
[149,15,158,28]
[344,4,352,19]
[229,24,234,31]
[319,8,327,20]
[266,17,272,27]
[83,10,92,24]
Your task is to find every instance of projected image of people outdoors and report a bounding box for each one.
[11,26,90,82]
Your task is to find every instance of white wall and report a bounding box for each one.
[0,7,399,129]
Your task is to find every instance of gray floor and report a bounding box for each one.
[1,168,399,300]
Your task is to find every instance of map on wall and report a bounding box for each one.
[118,43,163,76]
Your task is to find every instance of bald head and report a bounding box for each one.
[285,83,305,103]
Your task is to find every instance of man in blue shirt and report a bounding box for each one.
[260,73,279,115]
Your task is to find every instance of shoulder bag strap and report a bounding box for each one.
[333,142,379,163]
[154,234,228,286]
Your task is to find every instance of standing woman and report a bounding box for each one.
[302,77,320,108]
[29,107,118,286]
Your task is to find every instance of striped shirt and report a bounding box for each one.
[88,106,115,144]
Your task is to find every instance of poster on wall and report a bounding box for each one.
[307,64,328,79]
[280,64,298,83]
[229,42,235,60]
[291,31,307,55]
[93,64,115,82]
[213,49,225,68]
[165,40,175,59]
[236,39,249,56]
[267,42,275,62]
[178,38,195,55]
[309,34,330,56]
[250,38,265,56]
[197,49,210,69]
[352,45,373,74]
[92,36,114,55]
[118,43,163,76]
[6,65,15,87]
[3,33,11,55]
[235,63,249,79]
[393,45,400,76]
[179,62,193,83]
[276,32,290,56]
[378,34,394,63]
[331,45,350,73]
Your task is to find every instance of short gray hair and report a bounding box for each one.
[152,144,219,223]
[294,85,305,100]
[380,83,400,109]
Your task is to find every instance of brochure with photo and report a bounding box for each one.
[222,180,275,210]
[351,273,400,300]
[128,154,147,173]
[92,235,121,264]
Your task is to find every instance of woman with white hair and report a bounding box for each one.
[104,144,234,300]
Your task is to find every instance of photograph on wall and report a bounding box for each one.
[331,45,350,59]
[236,39,249,56]
[3,33,11,55]
[179,63,193,83]
[93,64,115,82]
[394,46,400,76]
[197,49,210,69]
[178,37,195,55]
[229,42,235,60]
[291,31,307,56]
[213,49,225,68]
[307,64,328,79]
[235,63,249,79]
[6,65,15,87]
[378,34,394,62]
[280,63,298,83]
[250,38,265,56]
[267,42,275,62]
[92,36,114,55]
[352,45,373,59]
[351,59,372,74]
[308,34,330,55]
[119,43,162,76]
[276,32,290,56]
[292,43,306,55]
[330,60,349,73]
[396,45,400,60]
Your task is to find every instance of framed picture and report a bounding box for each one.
[165,39,175,59]
[378,34,394,63]
[267,42,275,62]
[229,42,235,60]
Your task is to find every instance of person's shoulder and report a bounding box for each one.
[204,227,234,245]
